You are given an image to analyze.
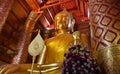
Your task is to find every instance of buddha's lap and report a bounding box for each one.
[14,69,61,74]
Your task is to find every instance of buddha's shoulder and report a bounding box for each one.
[57,33,73,37]
[49,33,73,40]
[45,33,74,44]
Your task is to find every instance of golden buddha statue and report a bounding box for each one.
[41,9,75,65]
[0,8,91,74]
[0,9,76,74]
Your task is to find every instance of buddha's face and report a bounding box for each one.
[55,14,69,32]
[54,9,75,34]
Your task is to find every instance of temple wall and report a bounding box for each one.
[89,0,120,51]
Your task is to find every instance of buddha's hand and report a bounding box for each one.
[72,31,81,45]
[0,64,20,74]
[0,63,62,74]
[30,62,63,73]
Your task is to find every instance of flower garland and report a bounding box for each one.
[62,44,99,74]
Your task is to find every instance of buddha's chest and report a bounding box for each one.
[45,34,74,64]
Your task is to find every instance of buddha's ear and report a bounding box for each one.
[71,19,75,32]
[72,19,75,25]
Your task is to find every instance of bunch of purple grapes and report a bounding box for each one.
[62,44,99,74]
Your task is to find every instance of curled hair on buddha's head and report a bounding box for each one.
[55,9,75,33]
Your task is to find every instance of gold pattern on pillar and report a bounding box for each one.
[89,0,120,51]
[12,11,40,64]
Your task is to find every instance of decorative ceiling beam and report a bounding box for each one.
[75,0,80,10]
[47,8,54,21]
[40,0,72,10]
[26,0,72,12]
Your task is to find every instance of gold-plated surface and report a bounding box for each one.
[55,9,75,34]
[97,44,120,74]
[72,31,81,45]
[36,9,75,74]
[27,63,62,74]
[37,46,47,64]
[37,9,75,65]
[0,9,83,74]
[45,33,74,64]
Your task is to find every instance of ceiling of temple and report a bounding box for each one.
[0,0,89,63]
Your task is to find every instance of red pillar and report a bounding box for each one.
[12,11,40,64]
[0,0,14,32]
